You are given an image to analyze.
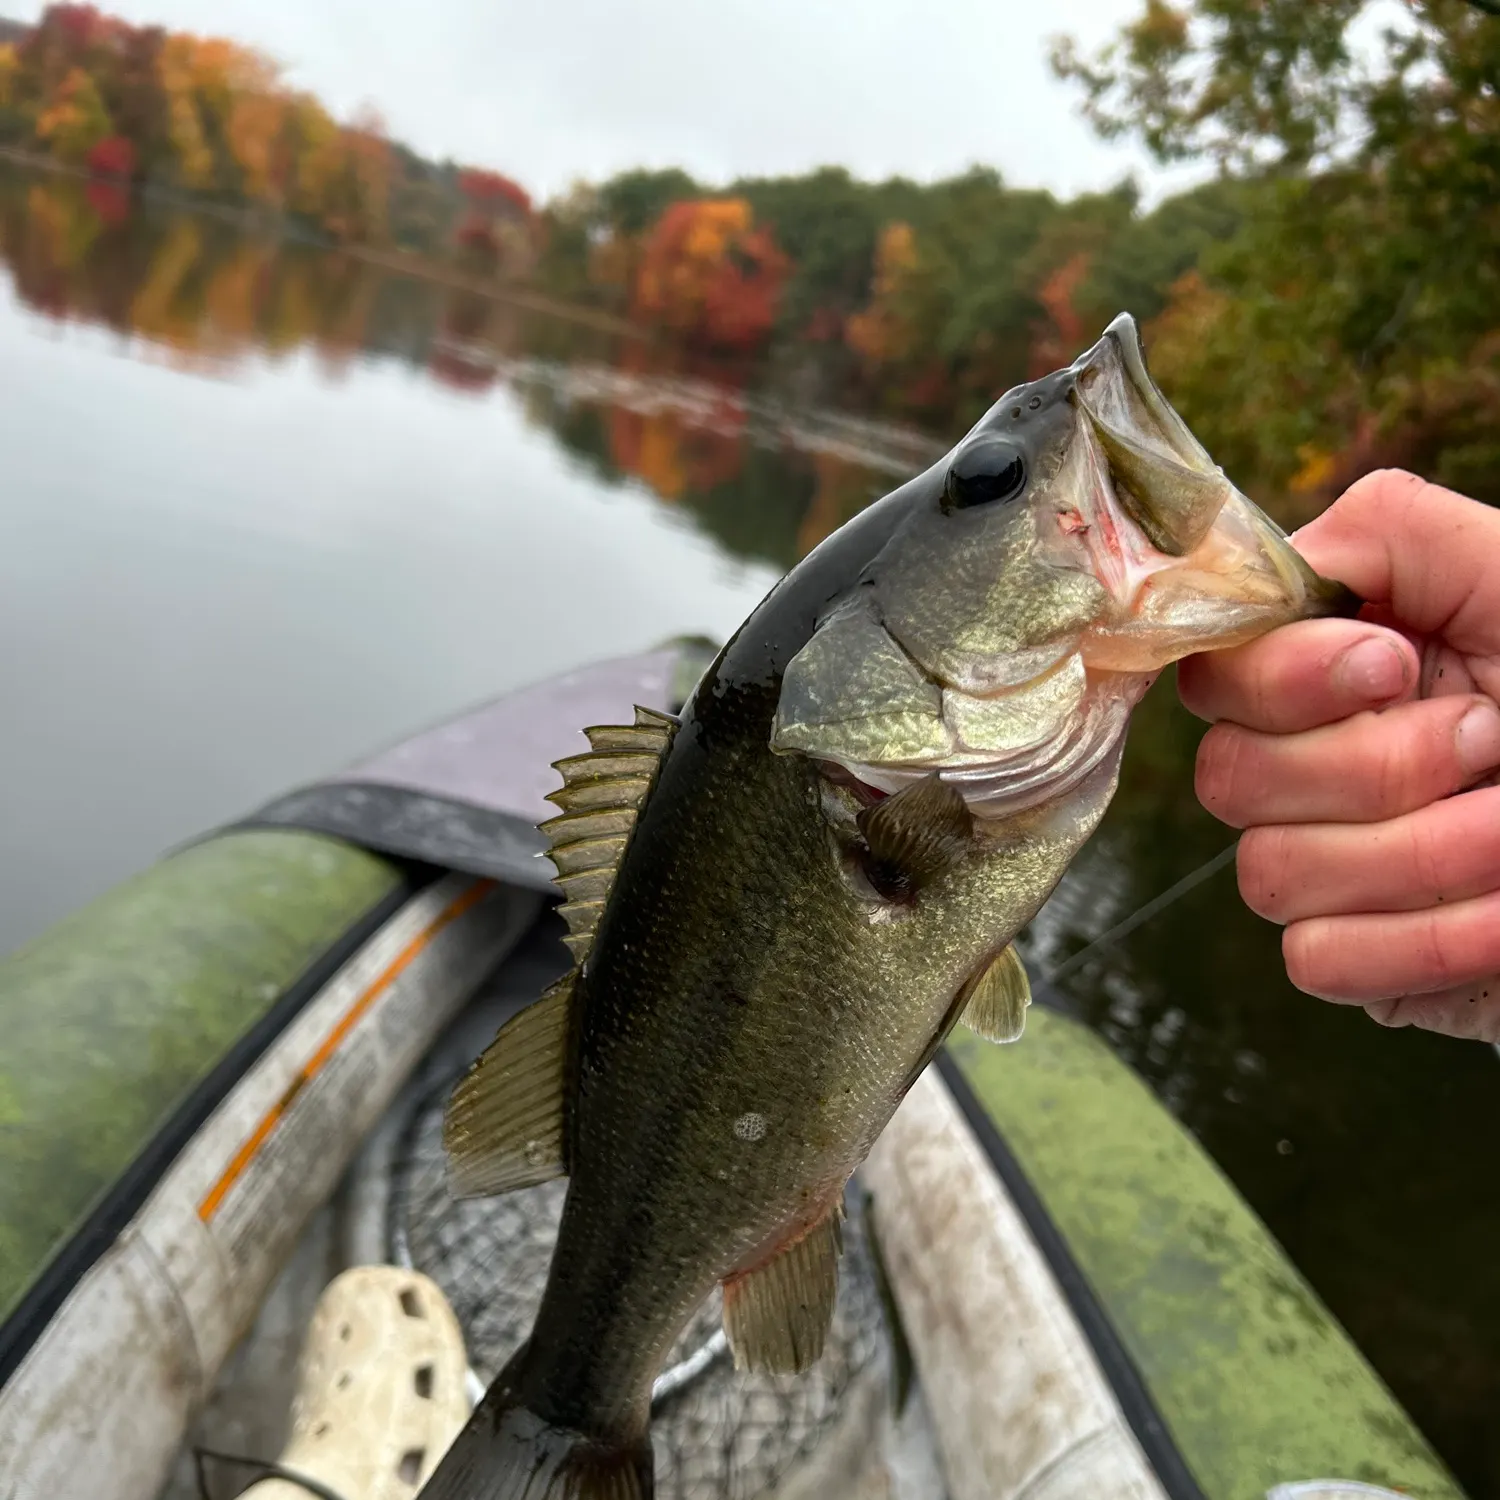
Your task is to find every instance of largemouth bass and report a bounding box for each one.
[422,314,1353,1500]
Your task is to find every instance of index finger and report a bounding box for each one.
[1294,470,1500,661]
[1177,617,1419,732]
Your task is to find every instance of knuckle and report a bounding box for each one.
[1416,908,1460,991]
[1365,996,1412,1029]
[1406,815,1448,904]
[1248,667,1280,732]
[1237,827,1291,920]
[1196,726,1250,826]
[1366,716,1437,815]
[1283,922,1331,997]
[1369,733,1409,815]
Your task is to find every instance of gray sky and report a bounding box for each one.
[16,0,1201,204]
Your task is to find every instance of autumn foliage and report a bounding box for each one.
[0,4,535,263]
[457,169,531,218]
[633,199,788,352]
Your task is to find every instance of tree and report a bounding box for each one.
[35,65,111,162]
[84,133,130,177]
[0,43,20,117]
[843,169,1067,421]
[597,167,701,236]
[454,167,533,277]
[633,198,789,352]
[731,167,926,341]
[1054,1,1500,504]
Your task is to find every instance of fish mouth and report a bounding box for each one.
[1065,313,1356,673]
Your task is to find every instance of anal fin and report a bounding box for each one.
[959,943,1031,1043]
[444,974,574,1198]
[722,1204,844,1374]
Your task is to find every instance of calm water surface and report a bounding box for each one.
[1,172,1496,1494]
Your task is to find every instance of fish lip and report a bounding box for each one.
[1069,311,1215,474]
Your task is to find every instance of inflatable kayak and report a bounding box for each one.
[0,639,1466,1500]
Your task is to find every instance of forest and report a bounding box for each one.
[0,0,1495,510]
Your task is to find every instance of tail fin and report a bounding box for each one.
[419,1347,653,1500]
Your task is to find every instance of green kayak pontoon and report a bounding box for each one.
[0,641,1463,1500]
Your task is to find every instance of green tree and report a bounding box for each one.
[731,167,925,338]
[596,167,701,235]
[1054,1,1500,504]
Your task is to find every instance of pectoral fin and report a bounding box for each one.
[856,772,973,901]
[722,1204,845,1374]
[444,974,574,1197]
[958,943,1031,1043]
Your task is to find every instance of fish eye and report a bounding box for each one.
[943,438,1027,511]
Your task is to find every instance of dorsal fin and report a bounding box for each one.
[539,706,677,967]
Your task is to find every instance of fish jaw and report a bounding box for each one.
[1066,312,1358,673]
[1064,421,1358,674]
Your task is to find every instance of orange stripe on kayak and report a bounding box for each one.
[198,878,495,1222]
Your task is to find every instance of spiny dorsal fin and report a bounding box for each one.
[539,706,677,968]
[444,974,574,1198]
[722,1202,845,1375]
[959,943,1031,1044]
[856,772,973,902]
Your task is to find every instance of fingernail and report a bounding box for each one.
[1335,636,1409,702]
[1456,703,1500,778]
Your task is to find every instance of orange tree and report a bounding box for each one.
[633,197,789,353]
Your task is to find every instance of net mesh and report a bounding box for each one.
[391,1087,890,1500]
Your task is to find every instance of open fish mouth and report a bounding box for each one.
[1066,313,1356,672]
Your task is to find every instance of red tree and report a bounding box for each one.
[633,199,787,353]
[456,168,531,218]
[86,134,136,179]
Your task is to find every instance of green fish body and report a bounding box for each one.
[422,315,1353,1500]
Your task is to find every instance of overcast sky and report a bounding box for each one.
[16,0,1205,204]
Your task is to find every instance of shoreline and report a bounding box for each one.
[0,144,646,340]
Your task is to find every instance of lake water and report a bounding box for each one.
[1,169,1496,1494]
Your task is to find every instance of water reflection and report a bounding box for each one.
[1,166,1497,1494]
[0,167,938,571]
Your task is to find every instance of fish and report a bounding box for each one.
[420,313,1355,1500]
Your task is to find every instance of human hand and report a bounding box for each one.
[1177,470,1500,1040]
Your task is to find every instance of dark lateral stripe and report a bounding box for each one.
[934,1047,1210,1500]
[0,873,427,1391]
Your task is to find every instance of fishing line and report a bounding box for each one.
[1043,844,1500,1067]
[1043,839,1240,987]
